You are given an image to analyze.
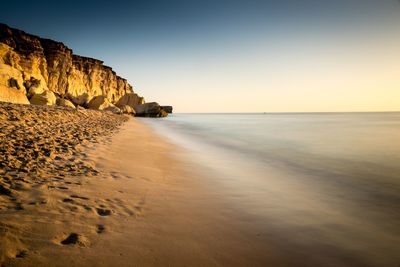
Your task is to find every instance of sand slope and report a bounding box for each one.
[0,102,129,265]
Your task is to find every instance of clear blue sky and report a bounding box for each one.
[2,0,399,112]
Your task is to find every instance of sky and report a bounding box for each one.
[1,0,399,112]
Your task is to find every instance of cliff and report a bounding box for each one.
[0,23,144,107]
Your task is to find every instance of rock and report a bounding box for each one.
[56,98,75,109]
[87,95,113,110]
[30,90,56,106]
[115,93,145,109]
[104,106,122,114]
[159,109,168,117]
[119,105,135,115]
[161,106,173,113]
[134,102,168,117]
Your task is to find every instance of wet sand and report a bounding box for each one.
[83,119,280,267]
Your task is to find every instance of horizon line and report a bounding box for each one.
[172,111,400,114]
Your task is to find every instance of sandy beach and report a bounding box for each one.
[0,103,275,267]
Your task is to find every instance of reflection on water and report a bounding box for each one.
[142,113,400,267]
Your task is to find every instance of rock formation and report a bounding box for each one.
[0,23,132,106]
[135,102,168,117]
[115,92,145,108]
[119,105,135,115]
[88,95,113,110]
[104,106,122,114]
[0,23,171,117]
[30,90,56,106]
[56,98,75,109]
[161,106,173,113]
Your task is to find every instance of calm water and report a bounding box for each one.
[142,113,400,267]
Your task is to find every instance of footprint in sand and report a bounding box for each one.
[70,194,89,200]
[110,172,121,180]
[28,200,47,205]
[15,202,24,210]
[96,224,105,234]
[15,250,28,258]
[96,208,112,216]
[0,184,13,196]
[57,186,69,190]
[61,233,79,245]
[58,233,90,247]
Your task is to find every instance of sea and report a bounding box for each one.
[141,112,400,267]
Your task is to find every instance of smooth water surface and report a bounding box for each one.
[142,113,400,267]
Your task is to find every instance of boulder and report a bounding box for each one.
[134,102,168,117]
[159,109,168,118]
[120,105,135,115]
[30,90,56,106]
[28,86,45,98]
[115,93,145,109]
[161,106,173,113]
[67,93,90,107]
[87,95,113,110]
[104,106,122,114]
[25,77,47,98]
[56,98,75,109]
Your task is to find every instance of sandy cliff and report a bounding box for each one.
[0,23,144,107]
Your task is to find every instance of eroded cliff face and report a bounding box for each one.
[0,23,143,106]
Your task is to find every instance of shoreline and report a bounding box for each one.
[86,118,280,266]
